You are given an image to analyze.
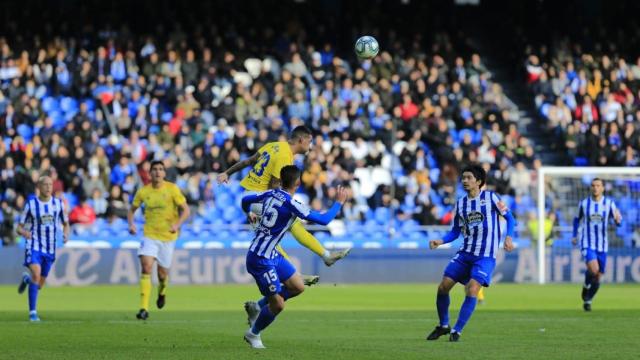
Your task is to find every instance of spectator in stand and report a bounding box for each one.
[69,195,97,226]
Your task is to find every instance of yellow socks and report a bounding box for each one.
[290,221,327,258]
[478,288,485,302]
[140,274,151,310]
[159,277,168,296]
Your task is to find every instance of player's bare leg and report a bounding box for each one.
[289,221,351,266]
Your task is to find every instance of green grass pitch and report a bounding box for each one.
[1,283,638,359]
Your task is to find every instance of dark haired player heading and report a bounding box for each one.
[241,165,350,349]
[217,125,350,278]
[426,165,516,342]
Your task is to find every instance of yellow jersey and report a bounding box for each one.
[132,182,187,241]
[240,141,294,192]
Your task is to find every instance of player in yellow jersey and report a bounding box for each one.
[217,126,350,284]
[128,160,190,320]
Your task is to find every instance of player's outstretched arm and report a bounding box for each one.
[295,186,351,225]
[217,152,260,184]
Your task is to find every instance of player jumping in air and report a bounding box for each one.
[241,165,350,348]
[216,125,351,285]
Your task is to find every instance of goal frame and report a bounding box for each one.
[536,167,640,284]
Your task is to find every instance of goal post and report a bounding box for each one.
[536,167,640,284]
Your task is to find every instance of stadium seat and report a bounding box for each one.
[41,97,60,113]
[362,241,383,249]
[204,241,225,249]
[90,240,112,248]
[231,241,251,249]
[374,207,390,225]
[396,241,420,249]
[183,241,203,249]
[65,240,91,248]
[17,124,33,142]
[323,240,354,249]
[120,241,140,249]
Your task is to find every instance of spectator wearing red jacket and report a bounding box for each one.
[575,95,599,123]
[69,196,97,225]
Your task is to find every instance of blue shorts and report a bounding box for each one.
[443,251,496,287]
[246,251,297,297]
[23,250,56,278]
[581,248,607,274]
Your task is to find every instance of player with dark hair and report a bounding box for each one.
[128,160,190,320]
[241,165,350,348]
[426,165,516,342]
[217,125,350,279]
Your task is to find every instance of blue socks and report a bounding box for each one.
[584,271,600,301]
[453,296,477,333]
[28,283,39,312]
[251,305,276,335]
[436,294,450,327]
[258,297,268,308]
[257,288,293,309]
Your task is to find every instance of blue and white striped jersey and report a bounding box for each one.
[576,196,618,252]
[451,190,509,258]
[19,196,68,256]
[242,189,342,259]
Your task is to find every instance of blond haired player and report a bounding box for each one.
[128,160,190,320]
[217,126,350,285]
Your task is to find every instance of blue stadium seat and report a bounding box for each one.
[41,97,60,113]
[60,97,79,113]
[17,124,33,142]
[374,207,390,225]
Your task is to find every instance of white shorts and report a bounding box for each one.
[137,237,176,268]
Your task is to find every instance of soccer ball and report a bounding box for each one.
[354,36,379,59]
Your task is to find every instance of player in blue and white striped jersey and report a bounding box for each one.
[426,165,516,342]
[16,173,70,322]
[571,178,621,312]
[240,165,349,349]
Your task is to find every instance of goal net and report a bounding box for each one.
[536,167,640,284]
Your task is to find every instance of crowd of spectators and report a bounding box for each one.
[526,41,640,167]
[0,2,539,246]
